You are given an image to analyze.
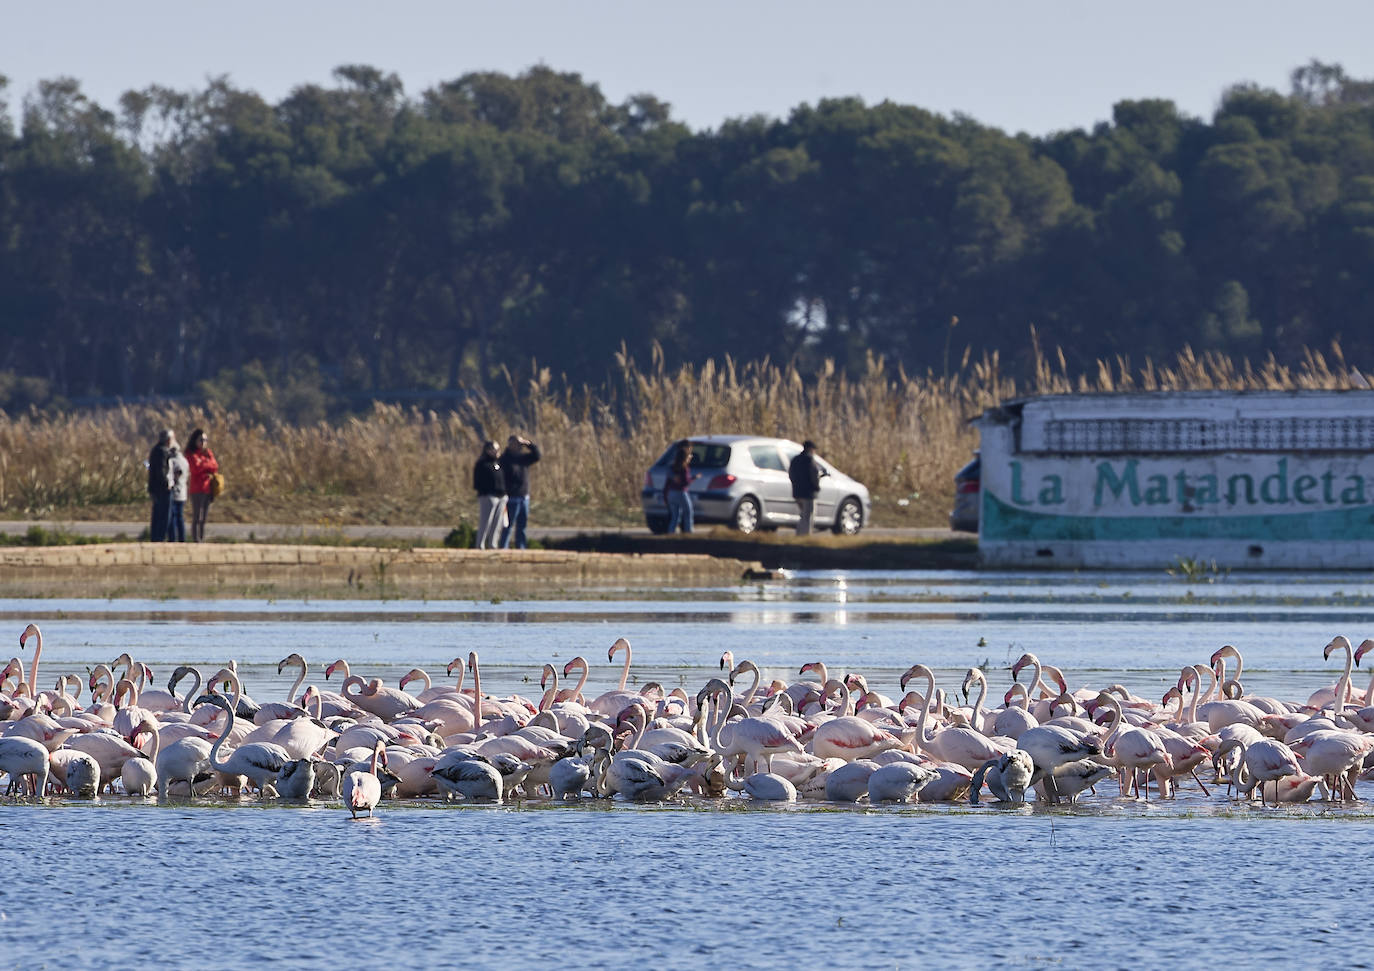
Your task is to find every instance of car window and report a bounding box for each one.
[652,442,731,468]
[747,445,786,472]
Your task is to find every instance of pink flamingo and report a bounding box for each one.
[343,739,386,818]
[903,665,1010,771]
[18,623,42,695]
[698,679,803,772]
[1214,736,1302,806]
[809,679,904,762]
[1094,691,1173,799]
[1289,728,1374,801]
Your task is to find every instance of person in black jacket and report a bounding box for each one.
[499,435,541,549]
[472,440,507,549]
[788,439,824,536]
[146,428,175,542]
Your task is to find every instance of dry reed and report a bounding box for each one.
[0,341,1366,526]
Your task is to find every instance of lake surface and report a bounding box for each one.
[3,568,1374,968]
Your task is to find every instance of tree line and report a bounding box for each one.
[1,60,1372,415]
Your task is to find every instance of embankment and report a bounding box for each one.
[0,543,762,600]
[544,532,979,570]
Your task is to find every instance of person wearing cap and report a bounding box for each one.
[472,440,507,550]
[499,435,541,549]
[788,439,823,536]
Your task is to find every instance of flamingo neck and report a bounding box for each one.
[567,658,589,700]
[615,642,632,690]
[26,628,41,695]
[144,722,162,762]
[178,667,203,714]
[711,689,733,752]
[630,705,649,750]
[287,659,307,704]
[208,700,237,773]
[738,664,760,708]
[470,655,484,732]
[970,674,988,731]
[1100,696,1123,750]
[1021,656,1047,699]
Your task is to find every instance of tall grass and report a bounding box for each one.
[0,341,1366,525]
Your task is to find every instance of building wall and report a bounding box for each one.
[975,392,1374,569]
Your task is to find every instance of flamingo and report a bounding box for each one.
[1016,723,1102,802]
[1214,736,1302,806]
[205,695,290,796]
[341,676,421,722]
[808,679,903,762]
[1289,729,1374,801]
[1048,759,1115,803]
[968,750,1035,804]
[822,760,879,802]
[565,643,642,717]
[549,751,594,799]
[155,730,214,802]
[18,623,42,696]
[1095,691,1173,800]
[994,684,1039,740]
[726,770,797,802]
[0,735,50,798]
[697,679,803,772]
[867,762,938,803]
[66,731,145,790]
[433,750,503,803]
[120,717,160,796]
[904,666,1010,770]
[62,751,101,798]
[1307,635,1356,710]
[276,759,317,801]
[342,740,386,818]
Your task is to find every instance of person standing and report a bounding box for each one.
[788,439,823,537]
[185,428,219,543]
[147,429,174,542]
[665,441,697,534]
[473,440,507,549]
[168,442,190,542]
[499,435,541,549]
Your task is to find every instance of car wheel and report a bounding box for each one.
[832,497,863,535]
[732,497,761,534]
[646,515,670,535]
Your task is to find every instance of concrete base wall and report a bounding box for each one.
[0,544,760,599]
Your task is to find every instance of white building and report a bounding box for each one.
[974,391,1374,569]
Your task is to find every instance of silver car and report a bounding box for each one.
[641,435,871,535]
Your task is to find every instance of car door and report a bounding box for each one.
[812,456,840,523]
[747,443,796,523]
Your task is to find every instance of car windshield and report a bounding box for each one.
[653,442,732,469]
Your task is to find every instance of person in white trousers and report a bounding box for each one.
[472,440,507,549]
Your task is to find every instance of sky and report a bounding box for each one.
[3,1,1373,136]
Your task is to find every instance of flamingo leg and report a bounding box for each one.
[1190,770,1211,796]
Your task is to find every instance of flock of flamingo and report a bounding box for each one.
[3,623,1374,814]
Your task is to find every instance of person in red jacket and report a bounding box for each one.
[185,427,219,542]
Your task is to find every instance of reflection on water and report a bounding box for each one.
[0,803,1368,969]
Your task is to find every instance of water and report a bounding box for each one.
[3,569,1374,968]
